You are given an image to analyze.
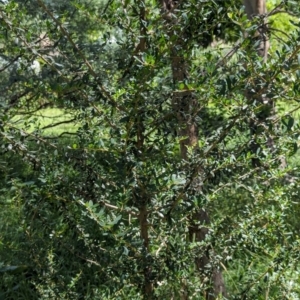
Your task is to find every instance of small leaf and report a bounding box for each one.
[0,265,28,274]
[122,247,129,256]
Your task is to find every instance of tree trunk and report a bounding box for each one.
[135,2,153,297]
[162,1,227,299]
[243,0,275,167]
[243,0,269,62]
[189,210,227,299]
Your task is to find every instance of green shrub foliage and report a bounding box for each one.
[1,0,300,299]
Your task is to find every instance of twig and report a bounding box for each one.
[40,118,76,130]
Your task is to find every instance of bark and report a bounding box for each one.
[171,52,198,160]
[162,1,227,299]
[243,0,275,167]
[243,0,269,62]
[189,211,227,300]
[135,2,153,297]
[139,204,153,296]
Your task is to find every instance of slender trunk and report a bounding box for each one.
[162,1,227,299]
[243,0,269,62]
[135,2,153,297]
[243,0,277,167]
[139,203,153,296]
[189,211,227,299]
[171,43,227,300]
[137,116,153,296]
[170,51,198,159]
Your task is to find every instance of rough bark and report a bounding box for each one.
[139,204,153,297]
[162,1,227,299]
[243,0,269,62]
[243,0,275,167]
[135,2,153,297]
[170,52,198,160]
[189,210,227,300]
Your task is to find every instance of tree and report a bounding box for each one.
[1,0,300,299]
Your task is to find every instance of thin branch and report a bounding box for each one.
[272,104,300,124]
[102,0,114,15]
[167,109,247,215]
[2,122,57,148]
[42,131,78,139]
[16,103,53,115]
[0,55,21,72]
[40,118,76,131]
[36,0,126,113]
[269,9,298,18]
[4,89,33,113]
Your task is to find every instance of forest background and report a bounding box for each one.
[1,0,300,299]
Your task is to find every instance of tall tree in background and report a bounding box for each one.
[160,0,270,299]
[243,0,269,62]
[161,0,228,298]
[242,0,275,168]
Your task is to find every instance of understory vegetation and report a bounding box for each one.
[1,0,300,299]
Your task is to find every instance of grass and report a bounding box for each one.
[10,108,79,136]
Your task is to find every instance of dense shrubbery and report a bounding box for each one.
[1,0,300,299]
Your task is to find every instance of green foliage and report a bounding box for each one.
[267,0,300,51]
[0,0,300,299]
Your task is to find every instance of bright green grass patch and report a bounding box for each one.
[11,108,79,136]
